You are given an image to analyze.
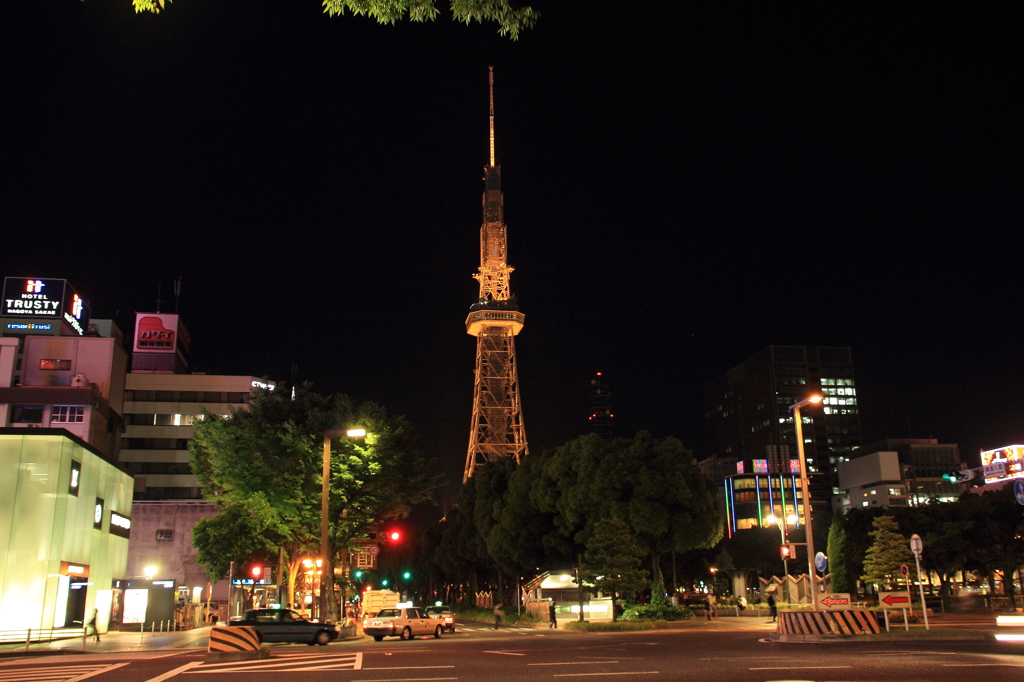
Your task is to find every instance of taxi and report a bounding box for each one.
[363,606,442,641]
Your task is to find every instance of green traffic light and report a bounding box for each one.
[403,571,411,580]
[382,579,389,586]
[354,571,363,579]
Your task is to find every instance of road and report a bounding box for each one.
[2,618,1023,682]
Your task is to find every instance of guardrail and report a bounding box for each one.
[0,628,85,648]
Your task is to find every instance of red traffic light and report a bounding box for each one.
[780,544,794,561]
[388,530,401,542]
[251,565,263,578]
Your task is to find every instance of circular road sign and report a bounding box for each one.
[368,545,380,556]
[910,534,923,557]
[814,552,828,573]
[1014,479,1024,506]
[900,564,909,576]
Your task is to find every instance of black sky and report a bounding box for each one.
[2,2,1021,506]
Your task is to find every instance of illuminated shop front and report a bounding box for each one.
[0,429,132,635]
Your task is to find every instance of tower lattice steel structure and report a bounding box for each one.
[464,67,528,483]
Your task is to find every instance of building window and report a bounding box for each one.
[156,529,174,541]
[40,359,72,370]
[11,405,45,423]
[52,405,85,423]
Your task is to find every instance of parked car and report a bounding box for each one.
[424,604,455,633]
[229,608,339,645]
[363,606,443,641]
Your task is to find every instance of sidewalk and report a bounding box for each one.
[0,626,215,658]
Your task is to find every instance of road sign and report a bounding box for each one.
[1014,479,1024,506]
[814,552,827,573]
[900,564,909,576]
[369,545,380,555]
[878,591,912,609]
[984,461,1007,478]
[820,593,852,610]
[910,534,923,557]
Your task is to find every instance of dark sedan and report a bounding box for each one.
[230,609,339,645]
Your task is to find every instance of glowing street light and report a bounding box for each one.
[143,565,158,580]
[766,514,798,603]
[790,394,822,611]
[321,428,366,622]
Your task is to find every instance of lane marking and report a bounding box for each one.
[68,663,131,682]
[553,673,658,678]
[941,663,1024,667]
[367,667,455,670]
[750,666,852,671]
[142,661,202,682]
[528,662,618,666]
[353,678,457,682]
[483,650,525,656]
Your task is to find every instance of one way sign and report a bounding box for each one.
[820,593,852,610]
[878,591,911,608]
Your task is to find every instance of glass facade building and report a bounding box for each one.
[0,429,133,635]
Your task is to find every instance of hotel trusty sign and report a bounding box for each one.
[2,277,90,336]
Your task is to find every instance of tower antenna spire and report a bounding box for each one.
[488,66,496,168]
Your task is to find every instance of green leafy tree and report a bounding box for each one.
[190,385,439,619]
[907,500,971,608]
[826,510,852,593]
[132,0,539,39]
[860,515,914,591]
[580,519,650,620]
[960,487,1024,609]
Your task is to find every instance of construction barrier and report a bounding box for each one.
[207,626,267,661]
[778,610,880,636]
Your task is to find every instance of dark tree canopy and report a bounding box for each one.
[132,0,539,38]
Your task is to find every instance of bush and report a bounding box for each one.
[621,604,695,621]
[564,620,671,632]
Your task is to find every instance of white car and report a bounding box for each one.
[363,607,443,641]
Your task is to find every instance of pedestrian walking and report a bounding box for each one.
[767,593,777,622]
[738,596,747,615]
[704,595,714,621]
[85,608,100,642]
[493,603,504,630]
[548,599,557,628]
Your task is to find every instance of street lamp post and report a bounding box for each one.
[321,428,367,623]
[766,514,797,604]
[790,395,822,611]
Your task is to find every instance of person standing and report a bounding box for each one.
[548,599,557,628]
[704,595,714,621]
[767,593,777,623]
[493,603,504,630]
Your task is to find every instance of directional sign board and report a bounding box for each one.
[1015,479,1024,506]
[878,591,912,609]
[984,461,1007,479]
[820,593,852,610]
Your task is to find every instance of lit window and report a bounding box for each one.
[52,405,85,423]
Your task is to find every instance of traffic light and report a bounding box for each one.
[381,578,389,587]
[250,565,263,579]
[942,469,976,483]
[354,570,364,579]
[387,530,401,542]
[402,571,412,580]
[780,544,795,561]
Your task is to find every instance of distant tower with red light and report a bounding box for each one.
[588,372,614,440]
[463,67,528,483]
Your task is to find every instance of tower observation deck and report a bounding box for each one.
[464,67,528,483]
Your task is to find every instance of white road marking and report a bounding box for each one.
[353,678,457,682]
[750,666,853,671]
[68,663,132,682]
[483,650,525,656]
[553,673,659,677]
[141,661,202,682]
[528,662,618,666]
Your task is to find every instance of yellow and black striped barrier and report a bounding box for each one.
[777,610,880,637]
[206,626,269,662]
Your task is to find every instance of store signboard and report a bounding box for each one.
[1,277,90,336]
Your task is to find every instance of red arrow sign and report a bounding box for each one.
[821,596,850,607]
[881,593,910,606]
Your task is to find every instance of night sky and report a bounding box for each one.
[3,3,1020,507]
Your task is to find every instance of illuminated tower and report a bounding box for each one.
[464,67,528,482]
